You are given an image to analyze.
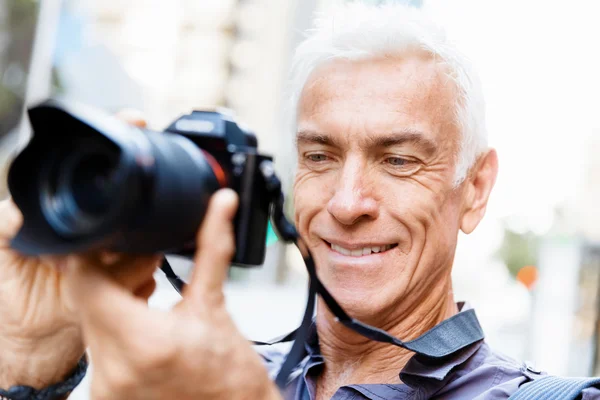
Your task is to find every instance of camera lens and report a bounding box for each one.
[40,144,122,237]
[69,153,118,216]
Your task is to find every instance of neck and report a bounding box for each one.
[315,279,458,389]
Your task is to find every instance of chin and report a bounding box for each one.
[316,264,403,323]
[308,237,412,322]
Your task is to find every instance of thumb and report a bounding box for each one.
[184,189,238,307]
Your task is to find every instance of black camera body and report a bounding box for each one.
[162,108,273,264]
[8,99,273,266]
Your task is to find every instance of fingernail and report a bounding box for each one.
[218,188,235,199]
[219,189,238,207]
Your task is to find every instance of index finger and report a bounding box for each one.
[64,254,152,338]
[63,255,173,369]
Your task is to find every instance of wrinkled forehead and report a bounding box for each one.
[296,53,461,150]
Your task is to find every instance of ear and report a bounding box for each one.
[460,149,498,234]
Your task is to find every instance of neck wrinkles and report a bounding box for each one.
[315,277,458,385]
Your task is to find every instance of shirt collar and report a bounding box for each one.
[302,302,485,388]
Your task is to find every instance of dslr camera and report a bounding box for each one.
[8,99,276,266]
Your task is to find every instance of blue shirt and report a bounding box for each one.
[257,306,600,399]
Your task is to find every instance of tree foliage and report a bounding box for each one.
[497,226,540,278]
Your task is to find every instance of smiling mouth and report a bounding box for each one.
[325,241,398,257]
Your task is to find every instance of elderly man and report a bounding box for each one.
[1,3,598,400]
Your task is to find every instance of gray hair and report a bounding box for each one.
[289,1,487,185]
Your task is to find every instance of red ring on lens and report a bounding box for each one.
[201,150,228,188]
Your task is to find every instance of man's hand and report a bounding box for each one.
[0,113,159,389]
[64,189,282,400]
[0,200,160,389]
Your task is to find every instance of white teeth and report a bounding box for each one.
[331,244,351,255]
[331,243,394,257]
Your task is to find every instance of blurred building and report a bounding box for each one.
[0,0,41,199]
[574,132,600,376]
[56,0,312,163]
[39,0,321,285]
[519,131,600,376]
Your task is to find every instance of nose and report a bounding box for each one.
[327,161,379,225]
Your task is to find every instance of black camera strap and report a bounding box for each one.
[160,258,186,293]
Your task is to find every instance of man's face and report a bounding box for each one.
[293,52,469,320]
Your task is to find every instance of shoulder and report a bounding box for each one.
[439,342,600,399]
[583,387,600,400]
[435,342,539,399]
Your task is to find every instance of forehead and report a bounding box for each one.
[297,52,460,149]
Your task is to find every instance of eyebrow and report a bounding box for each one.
[366,128,438,157]
[296,128,437,157]
[296,129,342,148]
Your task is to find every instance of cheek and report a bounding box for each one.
[434,192,464,246]
[399,184,462,260]
[382,178,457,247]
[293,170,335,238]
[383,181,437,226]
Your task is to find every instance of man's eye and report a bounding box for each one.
[386,157,410,166]
[307,154,329,162]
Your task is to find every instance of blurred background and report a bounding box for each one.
[1,0,600,397]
